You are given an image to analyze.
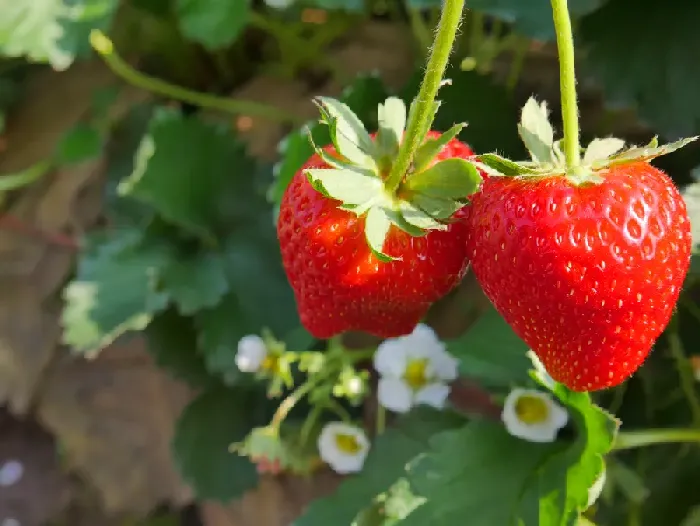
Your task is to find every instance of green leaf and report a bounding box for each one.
[534,373,619,525]
[0,0,117,69]
[477,153,537,176]
[412,123,467,174]
[118,108,251,242]
[403,421,557,526]
[518,98,555,163]
[582,137,626,165]
[175,0,250,50]
[306,168,382,206]
[365,206,395,261]
[405,158,482,199]
[315,96,376,168]
[56,122,103,165]
[61,229,171,354]
[172,387,261,502]
[580,0,700,138]
[447,307,531,388]
[294,408,464,526]
[376,97,408,159]
[161,250,229,316]
[145,309,214,388]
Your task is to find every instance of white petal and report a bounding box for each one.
[501,388,568,443]
[316,422,370,474]
[414,382,451,409]
[235,335,268,372]
[374,338,408,377]
[377,377,414,413]
[549,400,570,430]
[403,324,444,360]
[587,465,607,508]
[431,349,459,381]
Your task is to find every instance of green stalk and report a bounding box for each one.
[89,30,302,125]
[613,428,700,451]
[550,0,581,170]
[385,0,466,193]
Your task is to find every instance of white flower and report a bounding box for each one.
[235,335,269,373]
[374,324,458,413]
[317,422,370,474]
[502,388,569,443]
[681,182,700,249]
[587,466,607,508]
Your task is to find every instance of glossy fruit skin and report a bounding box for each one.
[464,162,692,391]
[277,132,475,339]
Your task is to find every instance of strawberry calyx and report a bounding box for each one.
[476,97,699,185]
[304,96,483,261]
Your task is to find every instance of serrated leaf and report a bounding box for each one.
[604,136,699,167]
[403,421,557,526]
[175,0,250,50]
[447,307,531,388]
[518,98,555,163]
[118,108,252,242]
[61,229,171,354]
[534,375,619,525]
[406,158,482,199]
[172,387,261,502]
[412,123,466,174]
[365,206,395,261]
[56,122,103,165]
[161,251,229,315]
[294,408,464,526]
[306,168,382,206]
[477,153,537,176]
[316,97,376,168]
[145,309,213,388]
[376,97,407,159]
[582,137,626,164]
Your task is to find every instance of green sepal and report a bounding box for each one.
[411,193,467,220]
[314,97,377,169]
[517,97,555,163]
[405,158,482,199]
[582,137,625,164]
[477,153,540,176]
[365,206,398,262]
[603,135,699,167]
[375,97,407,161]
[412,122,467,174]
[397,200,448,231]
[305,168,382,206]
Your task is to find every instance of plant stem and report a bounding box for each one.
[385,0,466,193]
[550,0,581,170]
[667,326,700,426]
[613,428,700,451]
[270,377,320,430]
[88,30,303,125]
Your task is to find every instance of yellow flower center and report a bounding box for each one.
[261,355,278,373]
[404,358,429,390]
[514,394,550,425]
[334,433,362,454]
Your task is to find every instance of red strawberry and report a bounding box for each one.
[277,97,482,339]
[465,99,697,391]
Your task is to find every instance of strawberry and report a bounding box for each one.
[277,97,482,339]
[465,98,697,392]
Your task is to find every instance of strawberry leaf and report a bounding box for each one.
[315,97,376,168]
[412,123,467,174]
[405,158,482,200]
[376,96,407,160]
[305,168,381,206]
[582,137,626,164]
[365,206,396,261]
[175,0,250,50]
[518,98,555,164]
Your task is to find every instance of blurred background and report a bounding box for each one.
[0,0,698,525]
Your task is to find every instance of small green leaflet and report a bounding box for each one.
[604,136,699,167]
[365,206,396,261]
[477,153,539,177]
[305,168,382,206]
[160,251,229,316]
[412,122,466,174]
[582,137,625,164]
[315,96,377,168]
[405,158,482,200]
[376,97,408,159]
[518,98,555,164]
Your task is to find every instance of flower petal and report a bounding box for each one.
[374,338,408,377]
[431,350,459,381]
[501,388,567,443]
[236,335,268,372]
[316,422,370,474]
[414,382,451,409]
[378,377,414,413]
[403,324,444,360]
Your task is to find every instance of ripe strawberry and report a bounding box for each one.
[465,98,697,391]
[277,97,482,339]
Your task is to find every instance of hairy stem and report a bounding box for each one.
[550,0,581,170]
[613,428,700,451]
[89,30,302,125]
[385,0,466,193]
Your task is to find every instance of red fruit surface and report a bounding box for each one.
[464,162,693,391]
[277,132,476,339]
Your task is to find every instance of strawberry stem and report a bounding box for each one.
[613,428,700,451]
[550,0,582,171]
[385,0,466,193]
